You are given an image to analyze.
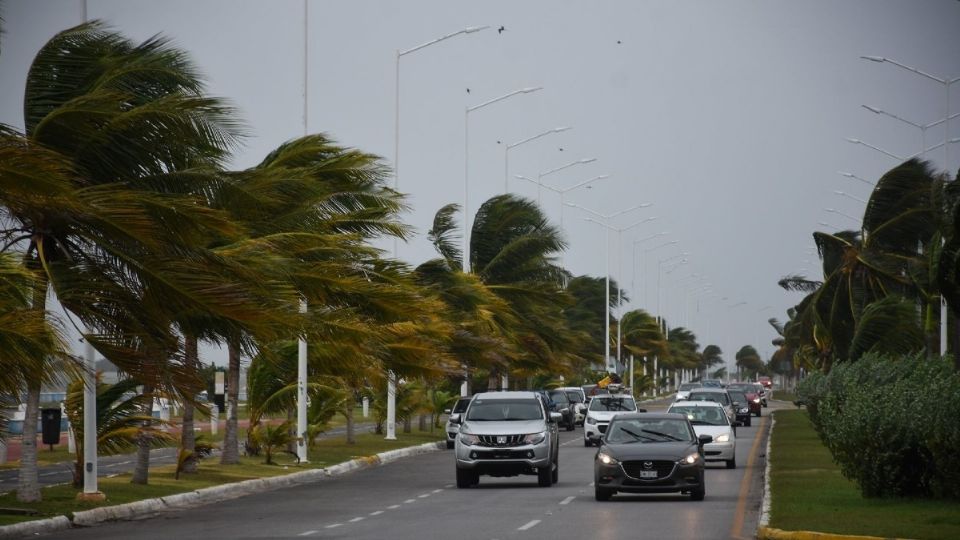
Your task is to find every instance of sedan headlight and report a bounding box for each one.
[586,416,597,425]
[752,398,761,404]
[458,432,480,446]
[739,407,749,414]
[714,434,730,443]
[680,452,700,465]
[597,452,619,465]
[523,431,546,445]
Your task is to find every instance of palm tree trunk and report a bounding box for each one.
[16,380,42,502]
[403,416,411,434]
[345,399,356,445]
[131,384,154,485]
[180,334,198,474]
[220,340,240,464]
[418,414,426,432]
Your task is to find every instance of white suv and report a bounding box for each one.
[583,394,638,447]
[444,396,472,449]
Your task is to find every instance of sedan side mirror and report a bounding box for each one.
[449,413,462,425]
[549,412,562,423]
[698,434,713,446]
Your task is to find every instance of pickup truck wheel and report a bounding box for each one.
[595,485,614,501]
[446,440,454,449]
[456,468,475,488]
[551,459,559,484]
[583,439,592,447]
[538,466,552,487]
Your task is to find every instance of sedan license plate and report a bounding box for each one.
[638,470,658,479]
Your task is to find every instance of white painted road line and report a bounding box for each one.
[444,484,454,488]
[297,531,317,537]
[387,504,401,509]
[559,496,575,505]
[588,482,595,487]
[518,520,541,531]
[560,439,581,446]
[432,488,443,493]
[369,510,384,516]
[349,517,364,523]
[404,498,416,503]
[325,523,342,529]
[418,493,430,498]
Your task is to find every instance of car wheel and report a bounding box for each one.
[726,455,736,469]
[690,474,705,501]
[446,440,454,450]
[566,422,575,432]
[755,409,761,417]
[595,485,614,501]
[456,467,475,488]
[584,438,592,447]
[744,416,752,427]
[538,466,552,487]
[552,459,559,484]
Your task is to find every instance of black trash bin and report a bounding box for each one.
[41,408,62,446]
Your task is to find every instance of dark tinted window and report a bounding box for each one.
[606,418,693,443]
[466,399,543,421]
[452,398,471,414]
[589,396,637,411]
[565,391,583,403]
[549,391,570,405]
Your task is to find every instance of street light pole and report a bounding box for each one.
[465,87,543,273]
[632,232,669,306]
[533,158,597,205]
[505,127,571,193]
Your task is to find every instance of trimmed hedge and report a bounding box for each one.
[797,353,960,499]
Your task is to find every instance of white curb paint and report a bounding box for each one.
[0,516,72,540]
[758,409,777,529]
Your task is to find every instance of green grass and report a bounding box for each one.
[769,409,960,540]
[0,429,441,527]
[769,390,797,403]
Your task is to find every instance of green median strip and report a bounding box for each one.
[0,431,442,527]
[768,409,960,540]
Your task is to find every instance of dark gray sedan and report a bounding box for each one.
[594,413,712,501]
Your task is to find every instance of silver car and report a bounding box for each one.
[451,391,561,488]
[444,396,472,449]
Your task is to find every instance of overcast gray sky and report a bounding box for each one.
[3,0,959,371]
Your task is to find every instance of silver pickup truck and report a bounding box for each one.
[450,391,561,488]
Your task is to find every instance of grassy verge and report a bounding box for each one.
[768,409,960,540]
[770,390,797,403]
[0,429,442,527]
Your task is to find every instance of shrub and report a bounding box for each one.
[797,353,960,499]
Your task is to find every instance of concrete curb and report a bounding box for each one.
[2,440,444,537]
[758,408,777,529]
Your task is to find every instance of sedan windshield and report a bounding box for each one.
[589,397,637,412]
[606,418,693,443]
[689,392,730,406]
[466,399,543,421]
[670,405,728,426]
[678,383,700,391]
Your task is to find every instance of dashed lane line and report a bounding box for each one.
[559,496,575,505]
[387,504,401,509]
[431,488,443,493]
[517,520,541,531]
[369,510,384,516]
[403,498,416,503]
[418,493,430,498]
[349,517,364,523]
[325,523,342,529]
[297,531,317,537]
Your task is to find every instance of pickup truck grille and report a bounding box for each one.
[477,434,525,447]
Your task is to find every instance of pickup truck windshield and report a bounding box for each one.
[466,399,543,421]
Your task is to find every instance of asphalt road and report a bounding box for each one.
[39,400,780,540]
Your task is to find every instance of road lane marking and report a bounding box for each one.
[387,504,401,509]
[517,520,541,531]
[444,484,454,488]
[730,415,769,540]
[559,496,575,505]
[325,523,342,529]
[297,531,317,537]
[369,510,384,516]
[418,493,430,498]
[39,472,58,477]
[588,482,595,487]
[404,498,416,503]
[432,488,443,493]
[560,439,581,446]
[349,517,364,523]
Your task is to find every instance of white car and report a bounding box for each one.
[675,382,702,401]
[667,400,737,469]
[444,396,472,449]
[583,394,638,446]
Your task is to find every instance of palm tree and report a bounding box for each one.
[734,345,763,379]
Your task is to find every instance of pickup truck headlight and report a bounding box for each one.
[597,452,618,465]
[586,416,597,425]
[523,431,546,445]
[458,432,480,446]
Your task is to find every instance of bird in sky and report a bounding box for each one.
[559,147,564,152]
[498,25,506,34]
[466,88,470,93]
[617,40,622,44]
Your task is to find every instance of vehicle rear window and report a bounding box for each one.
[678,383,700,391]
[549,391,569,404]
[466,399,543,421]
[688,392,730,405]
[589,397,637,411]
[565,391,583,403]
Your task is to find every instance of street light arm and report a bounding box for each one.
[468,87,543,112]
[558,174,610,193]
[837,171,876,186]
[861,104,924,129]
[540,157,597,178]
[845,137,904,160]
[507,127,572,149]
[634,231,669,245]
[400,26,490,56]
[645,240,680,253]
[904,137,960,160]
[860,55,949,85]
[516,174,560,193]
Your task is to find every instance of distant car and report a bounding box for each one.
[758,376,773,390]
[667,401,736,469]
[686,388,736,426]
[547,389,576,431]
[701,379,723,389]
[584,394,639,446]
[725,390,755,427]
[445,396,473,449]
[594,412,712,501]
[451,391,561,488]
[728,382,765,410]
[557,386,587,425]
[676,382,702,401]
